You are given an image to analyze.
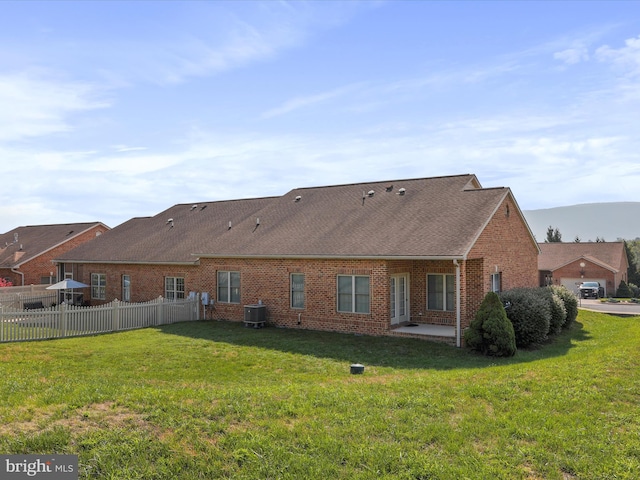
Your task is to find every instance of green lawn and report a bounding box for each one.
[1,311,639,479]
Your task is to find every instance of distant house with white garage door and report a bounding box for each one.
[538,242,629,297]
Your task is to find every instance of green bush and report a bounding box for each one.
[543,289,567,335]
[616,280,632,298]
[464,291,516,356]
[629,283,640,299]
[499,288,551,348]
[549,285,578,328]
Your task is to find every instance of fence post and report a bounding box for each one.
[112,299,120,332]
[60,303,67,338]
[156,296,164,326]
[0,304,4,342]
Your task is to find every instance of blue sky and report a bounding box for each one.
[1,1,639,230]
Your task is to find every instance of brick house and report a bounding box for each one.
[538,241,629,297]
[55,175,539,346]
[0,222,110,286]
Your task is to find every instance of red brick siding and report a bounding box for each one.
[551,260,618,296]
[62,196,536,337]
[7,225,108,286]
[73,263,200,306]
[466,195,538,326]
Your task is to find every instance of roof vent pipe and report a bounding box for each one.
[228,221,232,230]
[397,188,406,196]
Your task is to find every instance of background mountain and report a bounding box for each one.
[523,202,640,243]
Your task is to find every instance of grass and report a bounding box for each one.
[1,311,639,479]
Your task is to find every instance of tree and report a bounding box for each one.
[464,291,516,357]
[616,280,632,298]
[545,226,562,243]
[625,240,640,286]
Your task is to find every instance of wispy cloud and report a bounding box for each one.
[112,145,148,153]
[261,83,363,118]
[595,34,640,77]
[554,47,590,65]
[0,72,109,142]
[120,2,375,86]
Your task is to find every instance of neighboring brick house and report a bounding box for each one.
[0,222,110,286]
[55,174,539,346]
[538,241,629,297]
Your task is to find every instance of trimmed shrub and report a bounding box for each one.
[549,285,578,328]
[545,289,567,335]
[464,291,516,357]
[616,280,632,298]
[499,288,551,348]
[629,283,640,299]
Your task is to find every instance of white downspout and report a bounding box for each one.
[11,268,25,287]
[453,259,461,348]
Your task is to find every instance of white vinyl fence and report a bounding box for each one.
[0,296,201,343]
[0,285,56,309]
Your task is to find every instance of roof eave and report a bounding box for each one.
[192,253,467,261]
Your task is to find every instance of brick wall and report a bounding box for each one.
[62,195,538,337]
[9,225,109,286]
[74,263,200,305]
[551,259,617,296]
[466,194,539,324]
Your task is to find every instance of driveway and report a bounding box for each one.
[579,298,640,316]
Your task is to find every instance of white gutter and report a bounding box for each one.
[453,259,461,348]
[11,268,25,287]
[193,253,466,261]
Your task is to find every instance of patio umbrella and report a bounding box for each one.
[46,279,89,305]
[46,279,89,290]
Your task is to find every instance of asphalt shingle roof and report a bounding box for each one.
[57,174,518,264]
[0,223,107,268]
[538,241,627,272]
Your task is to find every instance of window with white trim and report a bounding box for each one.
[291,273,305,309]
[217,271,240,303]
[491,272,502,293]
[337,275,370,313]
[91,273,106,300]
[427,274,455,311]
[122,275,131,302]
[165,277,185,301]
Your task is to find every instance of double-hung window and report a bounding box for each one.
[122,275,131,302]
[165,277,185,301]
[491,272,502,293]
[337,275,370,313]
[291,273,305,309]
[218,271,240,303]
[91,273,106,300]
[427,274,455,311]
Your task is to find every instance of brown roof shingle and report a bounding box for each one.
[538,241,628,272]
[58,174,524,263]
[0,222,108,268]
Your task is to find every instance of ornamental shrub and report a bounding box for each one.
[464,291,516,357]
[539,288,567,335]
[499,288,551,348]
[616,280,632,298]
[549,285,578,328]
